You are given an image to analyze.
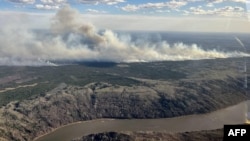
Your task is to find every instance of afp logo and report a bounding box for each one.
[224,125,250,141]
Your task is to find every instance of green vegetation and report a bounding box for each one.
[0,58,249,141]
[0,83,56,106]
[0,61,187,107]
[0,57,248,108]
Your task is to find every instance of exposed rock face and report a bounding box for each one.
[72,132,134,141]
[131,130,223,141]
[72,130,223,141]
[0,76,247,141]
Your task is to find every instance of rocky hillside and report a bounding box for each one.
[0,58,249,141]
[73,130,223,141]
[72,132,133,141]
[0,75,247,141]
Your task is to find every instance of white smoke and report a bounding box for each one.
[235,36,245,48]
[0,6,249,66]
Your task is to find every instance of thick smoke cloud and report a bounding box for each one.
[0,6,249,66]
[51,6,105,44]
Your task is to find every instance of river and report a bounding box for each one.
[34,101,249,141]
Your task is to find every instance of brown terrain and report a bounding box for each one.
[0,59,248,141]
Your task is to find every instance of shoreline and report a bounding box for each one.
[33,119,115,141]
[33,100,248,141]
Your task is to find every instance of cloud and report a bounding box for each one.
[79,0,125,5]
[206,3,214,7]
[247,1,250,20]
[120,0,247,12]
[155,10,171,13]
[7,0,35,4]
[231,0,247,2]
[121,1,187,12]
[0,6,249,66]
[35,4,60,10]
[34,0,66,10]
[121,4,138,12]
[40,0,66,4]
[86,9,107,14]
[208,0,224,3]
[189,6,246,17]
[208,0,247,3]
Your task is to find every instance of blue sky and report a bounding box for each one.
[0,0,250,33]
[0,0,249,17]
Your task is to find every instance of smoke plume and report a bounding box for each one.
[0,6,249,66]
